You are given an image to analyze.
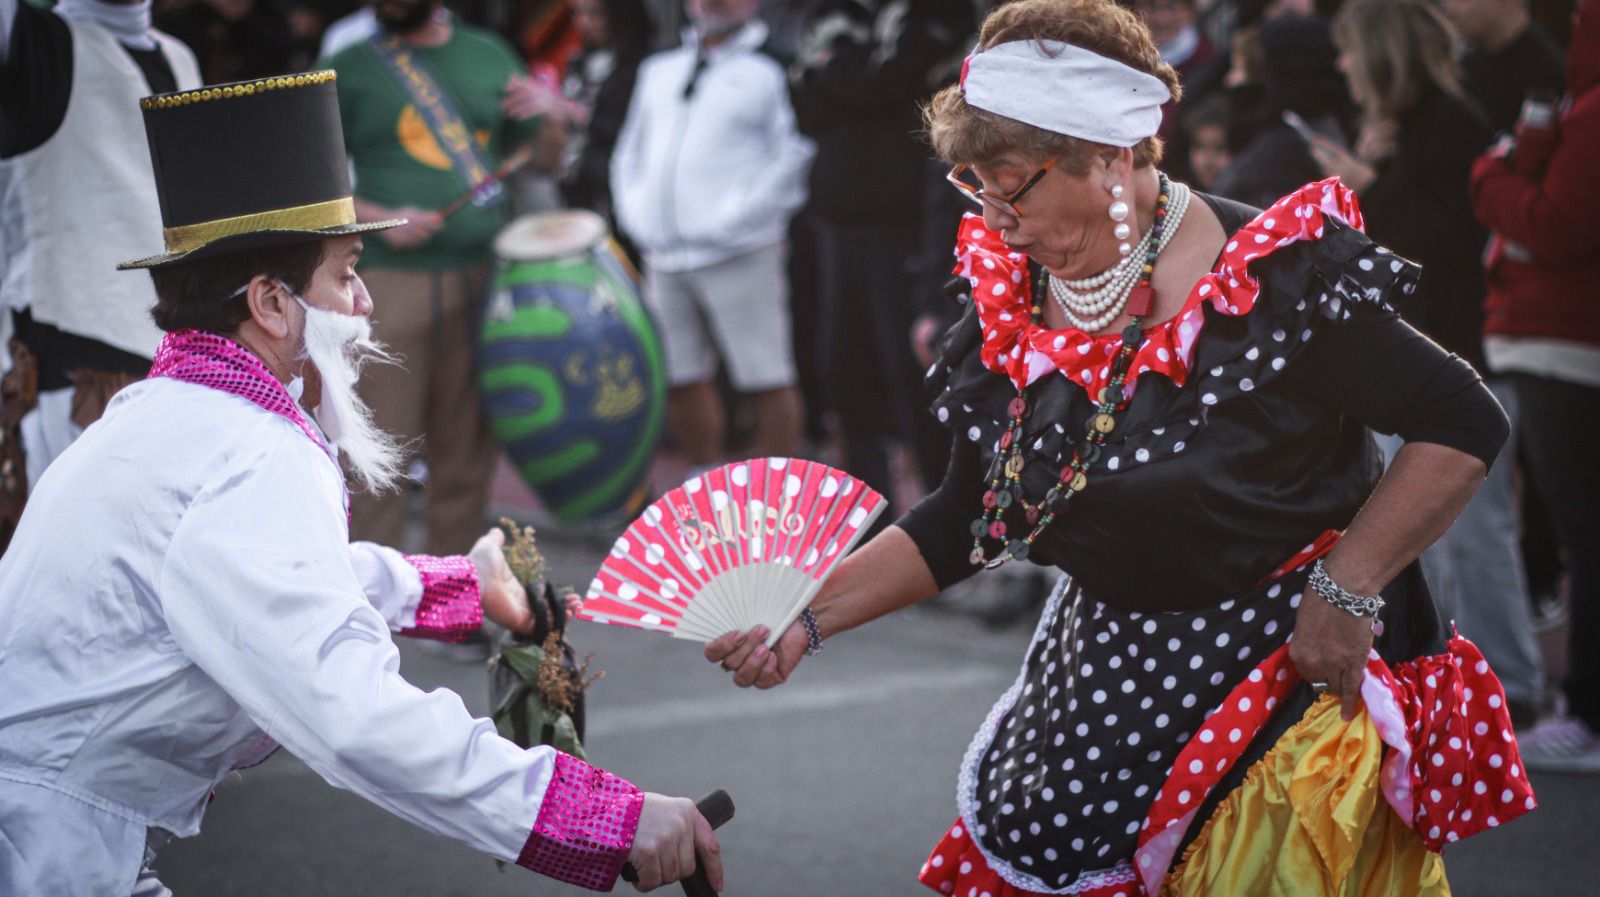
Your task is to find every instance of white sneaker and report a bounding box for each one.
[1518,715,1600,773]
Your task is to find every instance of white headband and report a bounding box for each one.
[959,39,1169,147]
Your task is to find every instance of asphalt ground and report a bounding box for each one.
[155,511,1600,897]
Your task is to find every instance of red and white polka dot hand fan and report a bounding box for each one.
[577,458,886,645]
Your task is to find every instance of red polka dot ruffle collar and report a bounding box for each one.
[954,177,1366,402]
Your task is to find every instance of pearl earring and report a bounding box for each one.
[1109,184,1131,255]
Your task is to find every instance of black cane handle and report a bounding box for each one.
[620,790,734,896]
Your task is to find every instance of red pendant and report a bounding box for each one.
[1126,285,1155,317]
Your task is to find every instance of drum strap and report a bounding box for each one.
[365,34,506,210]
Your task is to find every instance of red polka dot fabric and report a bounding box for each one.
[1132,643,1304,892]
[922,606,1534,896]
[919,819,1140,897]
[1129,635,1534,895]
[955,177,1366,403]
[1363,632,1536,851]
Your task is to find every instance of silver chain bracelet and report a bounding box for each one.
[1308,558,1385,617]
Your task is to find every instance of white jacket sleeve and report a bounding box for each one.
[710,73,814,244]
[347,541,423,630]
[347,541,486,642]
[157,441,641,889]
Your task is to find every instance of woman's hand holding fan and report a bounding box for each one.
[574,459,885,663]
[704,621,810,688]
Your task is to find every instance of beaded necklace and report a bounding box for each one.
[968,175,1175,569]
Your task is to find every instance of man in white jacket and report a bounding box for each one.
[0,73,717,897]
[611,0,813,466]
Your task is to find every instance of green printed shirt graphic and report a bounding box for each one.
[322,26,542,270]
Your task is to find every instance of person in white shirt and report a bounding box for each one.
[0,72,719,897]
[0,0,200,507]
[611,0,813,468]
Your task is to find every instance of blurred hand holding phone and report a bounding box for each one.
[1282,110,1342,148]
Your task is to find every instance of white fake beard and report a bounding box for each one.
[295,299,407,494]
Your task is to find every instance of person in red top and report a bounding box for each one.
[1470,0,1600,773]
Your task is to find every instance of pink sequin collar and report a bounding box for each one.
[149,329,332,463]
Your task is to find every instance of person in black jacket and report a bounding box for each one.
[1210,14,1350,211]
[560,0,654,243]
[790,0,973,520]
[1314,0,1494,375]
[1443,0,1567,133]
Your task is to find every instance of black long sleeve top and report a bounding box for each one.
[899,191,1508,610]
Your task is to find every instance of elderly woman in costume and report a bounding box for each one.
[705,2,1535,895]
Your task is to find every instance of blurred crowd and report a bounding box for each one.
[3,0,1595,764]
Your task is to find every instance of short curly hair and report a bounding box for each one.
[923,0,1180,173]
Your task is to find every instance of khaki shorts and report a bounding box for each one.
[644,242,797,391]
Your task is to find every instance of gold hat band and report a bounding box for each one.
[139,71,337,111]
[162,197,356,255]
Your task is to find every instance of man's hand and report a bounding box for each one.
[626,793,723,892]
[502,74,587,125]
[378,206,444,249]
[468,528,534,634]
[1288,585,1376,721]
[703,623,807,689]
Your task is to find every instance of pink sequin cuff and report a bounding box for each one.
[399,554,482,642]
[517,752,644,890]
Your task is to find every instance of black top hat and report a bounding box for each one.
[118,71,405,270]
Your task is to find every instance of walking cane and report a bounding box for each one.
[621,790,735,897]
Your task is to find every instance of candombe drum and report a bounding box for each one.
[478,210,665,522]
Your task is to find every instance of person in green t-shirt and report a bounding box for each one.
[322,0,567,555]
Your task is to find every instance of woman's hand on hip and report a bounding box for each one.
[1288,585,1375,722]
[704,623,807,689]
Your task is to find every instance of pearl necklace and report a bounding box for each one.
[1049,178,1192,333]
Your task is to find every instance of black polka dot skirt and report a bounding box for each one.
[957,572,1302,893]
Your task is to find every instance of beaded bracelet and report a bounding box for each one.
[1308,559,1385,617]
[800,608,823,656]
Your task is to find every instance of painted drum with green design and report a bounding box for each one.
[478,211,665,522]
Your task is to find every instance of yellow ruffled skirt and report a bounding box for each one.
[1163,695,1449,897]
